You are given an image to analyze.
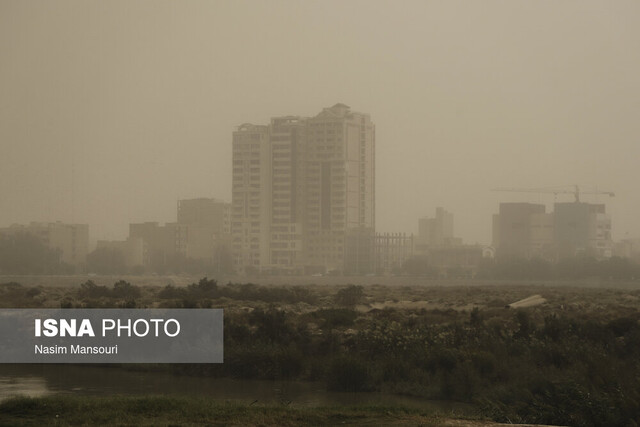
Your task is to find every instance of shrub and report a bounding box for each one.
[78,280,110,299]
[327,356,371,392]
[112,280,141,299]
[335,285,364,308]
[315,308,357,329]
[158,284,184,299]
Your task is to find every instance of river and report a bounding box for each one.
[0,365,467,411]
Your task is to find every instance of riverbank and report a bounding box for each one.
[2,279,638,425]
[0,364,464,411]
[0,395,484,426]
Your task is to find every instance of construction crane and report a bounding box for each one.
[492,185,615,203]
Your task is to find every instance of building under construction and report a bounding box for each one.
[492,200,612,260]
[492,186,613,260]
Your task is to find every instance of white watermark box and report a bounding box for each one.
[0,309,223,363]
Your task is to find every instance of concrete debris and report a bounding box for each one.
[507,294,547,309]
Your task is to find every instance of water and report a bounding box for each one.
[0,365,466,411]
[0,376,49,399]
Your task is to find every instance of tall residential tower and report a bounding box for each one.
[231,104,375,274]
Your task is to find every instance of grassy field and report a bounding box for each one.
[0,395,492,426]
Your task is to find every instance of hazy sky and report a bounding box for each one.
[1,1,639,246]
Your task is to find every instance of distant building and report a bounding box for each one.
[418,207,454,247]
[231,104,375,275]
[492,202,613,260]
[554,202,612,259]
[231,123,273,272]
[0,222,89,270]
[129,221,183,268]
[375,232,414,275]
[343,227,376,275]
[427,245,486,278]
[493,203,546,259]
[96,237,145,269]
[415,208,461,256]
[177,198,231,265]
[129,198,232,272]
[177,198,230,235]
[614,238,640,263]
[529,211,555,259]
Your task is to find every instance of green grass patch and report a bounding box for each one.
[0,395,454,426]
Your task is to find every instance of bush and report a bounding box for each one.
[158,284,184,299]
[335,285,364,308]
[0,282,44,308]
[315,308,358,329]
[327,356,371,392]
[249,308,295,344]
[187,277,218,299]
[78,280,110,299]
[112,280,141,299]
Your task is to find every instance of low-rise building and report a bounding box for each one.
[95,237,145,269]
[375,232,414,275]
[427,245,486,278]
[0,222,89,270]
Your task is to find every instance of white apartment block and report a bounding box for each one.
[231,104,375,274]
[232,124,271,272]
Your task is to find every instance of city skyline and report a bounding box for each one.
[2,1,639,246]
[2,3,640,425]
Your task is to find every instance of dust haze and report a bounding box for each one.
[1,0,639,246]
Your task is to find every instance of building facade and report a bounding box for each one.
[375,232,414,275]
[96,237,145,269]
[493,203,546,259]
[177,198,230,235]
[231,104,375,274]
[128,198,231,271]
[0,222,89,270]
[129,221,182,268]
[231,124,272,272]
[418,207,454,247]
[554,202,612,259]
[177,198,231,264]
[492,202,613,260]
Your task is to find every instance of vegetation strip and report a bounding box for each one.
[1,278,639,425]
[0,395,452,426]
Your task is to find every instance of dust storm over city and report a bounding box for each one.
[1,1,639,252]
[4,2,640,426]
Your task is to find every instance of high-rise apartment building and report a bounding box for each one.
[231,124,271,272]
[231,104,375,274]
[268,116,306,270]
